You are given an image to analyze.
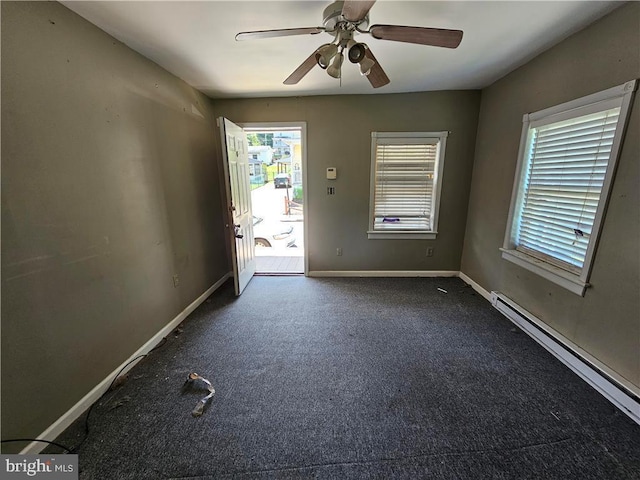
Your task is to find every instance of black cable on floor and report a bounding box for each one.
[70,353,147,453]
[71,335,170,452]
[1,335,171,455]
[1,438,72,454]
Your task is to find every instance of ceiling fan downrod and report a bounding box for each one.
[321,1,370,33]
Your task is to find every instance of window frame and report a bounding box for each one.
[368,131,448,240]
[501,80,637,296]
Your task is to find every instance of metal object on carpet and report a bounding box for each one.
[184,373,215,417]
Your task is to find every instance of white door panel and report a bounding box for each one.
[220,118,255,295]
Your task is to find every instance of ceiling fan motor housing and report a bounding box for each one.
[323,1,369,32]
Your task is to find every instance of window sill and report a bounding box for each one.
[500,249,588,296]
[368,231,437,240]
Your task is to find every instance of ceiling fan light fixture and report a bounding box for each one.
[316,43,338,69]
[327,52,344,78]
[359,56,376,76]
[347,42,367,64]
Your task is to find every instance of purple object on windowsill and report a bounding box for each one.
[382,217,400,223]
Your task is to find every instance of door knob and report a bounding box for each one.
[233,224,243,239]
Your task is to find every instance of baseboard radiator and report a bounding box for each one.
[490,291,640,425]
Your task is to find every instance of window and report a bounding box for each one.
[502,80,637,296]
[368,132,447,239]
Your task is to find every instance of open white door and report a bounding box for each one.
[219,117,255,295]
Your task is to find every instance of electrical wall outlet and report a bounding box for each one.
[173,274,180,287]
[327,186,335,195]
[426,247,434,257]
[336,247,343,256]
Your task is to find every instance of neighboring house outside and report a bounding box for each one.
[248,158,266,186]
[248,145,273,185]
[272,133,292,160]
[290,141,302,186]
[274,134,302,185]
[248,145,273,165]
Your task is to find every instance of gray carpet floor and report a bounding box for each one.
[51,277,640,479]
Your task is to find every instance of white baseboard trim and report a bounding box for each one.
[491,291,640,425]
[308,270,459,278]
[458,271,492,302]
[21,272,232,454]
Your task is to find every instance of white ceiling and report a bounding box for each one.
[61,1,621,99]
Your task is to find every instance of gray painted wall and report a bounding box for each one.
[3,0,636,454]
[212,92,481,272]
[1,1,229,448]
[460,2,640,388]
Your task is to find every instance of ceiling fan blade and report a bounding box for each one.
[283,47,325,85]
[363,47,389,88]
[236,27,324,41]
[342,0,376,22]
[369,25,463,48]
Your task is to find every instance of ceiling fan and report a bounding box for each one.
[235,0,463,88]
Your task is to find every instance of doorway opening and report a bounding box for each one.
[242,123,306,275]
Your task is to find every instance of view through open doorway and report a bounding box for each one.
[244,125,305,275]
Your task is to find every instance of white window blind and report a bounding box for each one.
[502,79,636,296]
[515,107,621,272]
[369,132,447,237]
